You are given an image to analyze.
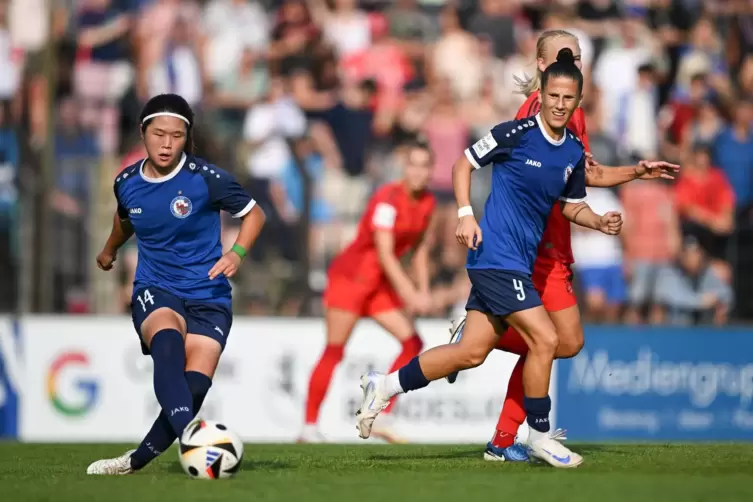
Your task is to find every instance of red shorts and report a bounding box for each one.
[323,275,403,317]
[531,257,577,313]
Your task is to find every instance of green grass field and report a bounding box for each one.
[2,443,753,502]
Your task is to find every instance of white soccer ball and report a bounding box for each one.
[178,419,244,479]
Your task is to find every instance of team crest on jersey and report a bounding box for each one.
[564,164,574,183]
[170,195,193,218]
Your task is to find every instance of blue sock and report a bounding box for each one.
[130,371,213,470]
[150,329,193,436]
[524,395,552,433]
[397,356,430,393]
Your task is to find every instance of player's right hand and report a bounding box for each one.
[598,211,623,235]
[96,249,117,271]
[456,216,482,250]
[408,290,434,316]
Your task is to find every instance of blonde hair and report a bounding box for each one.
[515,30,580,97]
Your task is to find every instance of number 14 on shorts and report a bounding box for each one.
[137,289,155,312]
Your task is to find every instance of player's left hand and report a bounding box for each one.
[584,152,604,178]
[598,211,623,235]
[636,160,680,180]
[208,252,243,280]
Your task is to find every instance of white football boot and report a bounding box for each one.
[298,424,328,443]
[86,449,136,475]
[526,431,582,468]
[446,314,466,384]
[355,371,391,439]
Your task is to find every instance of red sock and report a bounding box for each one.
[383,334,424,414]
[495,326,529,356]
[304,344,345,424]
[492,356,527,448]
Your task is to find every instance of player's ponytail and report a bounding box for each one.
[139,94,196,154]
[541,47,584,95]
[555,48,576,66]
[515,30,580,97]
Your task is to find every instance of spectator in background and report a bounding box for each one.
[146,9,207,107]
[572,187,627,323]
[308,0,370,59]
[51,98,100,313]
[422,78,469,254]
[674,16,729,101]
[270,123,340,274]
[617,62,659,161]
[318,78,376,222]
[498,24,536,118]
[0,2,21,115]
[75,0,133,154]
[384,0,436,62]
[207,46,269,147]
[713,99,753,218]
[583,89,620,169]
[203,0,269,82]
[679,97,723,159]
[340,12,413,115]
[675,144,735,282]
[656,236,733,325]
[575,0,619,61]
[134,0,202,99]
[0,101,17,310]
[468,0,520,60]
[428,4,482,103]
[593,12,656,137]
[621,178,680,324]
[660,73,710,151]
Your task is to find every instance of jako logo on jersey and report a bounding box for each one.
[129,208,142,214]
[564,164,574,182]
[170,196,193,219]
[47,352,99,417]
[525,159,542,168]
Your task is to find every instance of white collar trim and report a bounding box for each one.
[535,114,566,146]
[140,153,187,183]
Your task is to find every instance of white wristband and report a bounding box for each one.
[458,206,474,218]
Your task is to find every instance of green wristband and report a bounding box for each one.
[231,244,247,259]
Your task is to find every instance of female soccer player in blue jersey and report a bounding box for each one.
[87,94,265,475]
[356,50,621,468]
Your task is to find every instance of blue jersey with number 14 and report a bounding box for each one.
[114,153,255,304]
[464,115,587,275]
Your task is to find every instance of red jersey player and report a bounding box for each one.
[445,30,679,461]
[301,140,436,443]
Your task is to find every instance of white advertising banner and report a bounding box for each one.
[19,317,556,443]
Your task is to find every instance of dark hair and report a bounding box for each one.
[139,94,195,154]
[541,48,583,95]
[404,136,434,163]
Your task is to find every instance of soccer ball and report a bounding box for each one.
[178,419,244,479]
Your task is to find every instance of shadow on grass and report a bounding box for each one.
[367,449,480,461]
[167,460,294,474]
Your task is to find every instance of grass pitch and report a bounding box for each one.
[1,443,752,502]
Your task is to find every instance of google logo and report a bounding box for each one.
[47,352,99,416]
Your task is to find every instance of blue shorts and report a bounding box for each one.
[465,269,542,317]
[577,265,627,304]
[131,287,233,355]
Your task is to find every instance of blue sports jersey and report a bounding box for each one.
[114,153,255,303]
[465,115,587,274]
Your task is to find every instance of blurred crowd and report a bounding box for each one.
[1,0,753,325]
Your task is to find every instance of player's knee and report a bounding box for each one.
[557,337,584,359]
[556,326,584,359]
[528,329,558,358]
[459,344,490,369]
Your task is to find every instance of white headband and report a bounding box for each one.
[142,112,191,125]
